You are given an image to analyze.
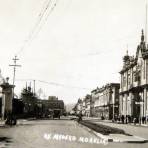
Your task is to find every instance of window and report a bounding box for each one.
[128,71,130,85]
[123,73,126,87]
[143,60,145,79]
[133,71,141,82]
[133,72,137,82]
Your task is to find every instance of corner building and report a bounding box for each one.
[119,30,148,122]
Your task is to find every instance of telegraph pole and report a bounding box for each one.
[9,55,21,99]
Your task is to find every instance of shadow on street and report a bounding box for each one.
[0,137,12,147]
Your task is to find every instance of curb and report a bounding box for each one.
[76,121,148,143]
[84,118,148,128]
[76,121,113,142]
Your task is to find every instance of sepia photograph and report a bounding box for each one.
[0,0,148,147]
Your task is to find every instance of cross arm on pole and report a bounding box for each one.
[9,65,21,67]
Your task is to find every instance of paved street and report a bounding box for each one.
[0,118,102,148]
[0,118,148,148]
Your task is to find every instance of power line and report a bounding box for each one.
[16,0,52,55]
[45,0,59,21]
[26,0,59,48]
[26,0,52,43]
[16,0,58,56]
[37,79,90,90]
[15,78,91,90]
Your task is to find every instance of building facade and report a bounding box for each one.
[91,83,120,120]
[83,95,91,117]
[82,98,86,116]
[0,71,5,118]
[48,96,58,101]
[39,99,64,117]
[74,99,83,115]
[119,30,148,123]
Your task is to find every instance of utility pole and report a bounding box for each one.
[9,55,21,99]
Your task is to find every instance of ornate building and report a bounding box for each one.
[119,30,148,123]
[91,83,120,120]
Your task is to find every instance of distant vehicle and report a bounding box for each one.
[35,99,64,119]
[53,109,61,119]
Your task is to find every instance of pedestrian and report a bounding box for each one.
[121,115,124,124]
[78,112,82,122]
[142,116,146,124]
[128,115,131,123]
[117,115,121,123]
[133,117,137,125]
[125,115,128,124]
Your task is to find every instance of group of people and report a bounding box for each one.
[76,112,147,125]
[113,114,147,124]
[5,112,17,126]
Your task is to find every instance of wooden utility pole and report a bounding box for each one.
[9,55,21,99]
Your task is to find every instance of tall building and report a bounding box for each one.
[119,30,148,123]
[82,98,86,115]
[83,94,91,117]
[91,83,120,120]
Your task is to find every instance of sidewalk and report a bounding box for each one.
[83,117,148,140]
[0,119,28,127]
[0,120,5,126]
[83,116,148,127]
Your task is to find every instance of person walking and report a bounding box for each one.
[121,115,124,124]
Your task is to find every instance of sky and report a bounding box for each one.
[0,0,147,104]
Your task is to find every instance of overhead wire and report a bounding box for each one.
[26,0,59,49]
[12,0,91,93]
[45,0,59,21]
[16,78,91,90]
[15,0,136,59]
[13,0,140,59]
[37,79,91,90]
[16,0,58,56]
[27,0,52,41]
[16,0,49,55]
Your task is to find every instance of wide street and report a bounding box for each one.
[0,118,148,148]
